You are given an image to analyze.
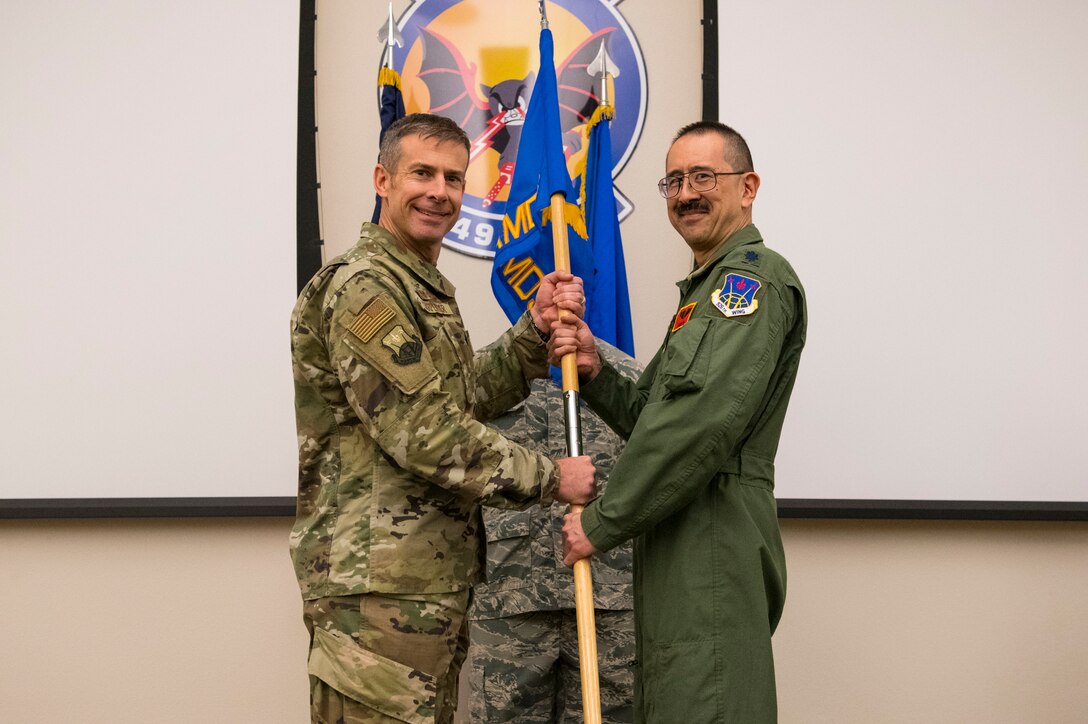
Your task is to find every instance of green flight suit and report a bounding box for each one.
[578,224,807,723]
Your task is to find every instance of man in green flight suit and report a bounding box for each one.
[290,113,595,724]
[553,121,808,723]
[467,340,643,723]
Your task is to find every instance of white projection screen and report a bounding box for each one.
[0,1,299,513]
[714,0,1087,514]
[2,2,1084,518]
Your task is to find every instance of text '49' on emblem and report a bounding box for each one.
[389,0,647,258]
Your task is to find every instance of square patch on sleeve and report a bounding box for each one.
[349,297,396,342]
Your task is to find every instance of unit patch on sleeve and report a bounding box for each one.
[382,325,423,365]
[672,302,697,332]
[712,273,762,318]
[349,296,396,342]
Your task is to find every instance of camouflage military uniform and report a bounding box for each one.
[467,342,642,723]
[290,223,560,723]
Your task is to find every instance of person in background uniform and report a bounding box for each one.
[467,340,643,724]
[553,121,808,723]
[289,113,594,724]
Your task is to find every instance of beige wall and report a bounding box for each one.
[4,2,1086,723]
[2,518,1085,723]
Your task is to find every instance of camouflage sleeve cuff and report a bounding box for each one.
[501,309,550,381]
[514,307,550,357]
[539,458,560,505]
[525,308,550,343]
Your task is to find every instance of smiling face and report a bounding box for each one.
[374,133,469,264]
[665,131,760,265]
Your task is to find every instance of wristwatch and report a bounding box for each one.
[527,308,550,342]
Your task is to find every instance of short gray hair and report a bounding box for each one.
[378,114,470,172]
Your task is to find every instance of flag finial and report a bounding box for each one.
[377,2,403,68]
[587,41,619,107]
[539,0,549,29]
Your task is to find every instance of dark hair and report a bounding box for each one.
[672,120,754,173]
[378,114,470,172]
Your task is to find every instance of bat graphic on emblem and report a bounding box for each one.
[415,26,620,197]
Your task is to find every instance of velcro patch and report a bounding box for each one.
[381,325,423,366]
[712,273,762,318]
[672,302,697,332]
[349,297,396,342]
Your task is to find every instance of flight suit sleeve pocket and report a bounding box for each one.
[660,317,714,395]
[308,627,434,724]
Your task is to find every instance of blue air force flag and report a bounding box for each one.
[491,28,592,325]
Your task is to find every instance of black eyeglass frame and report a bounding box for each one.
[657,170,747,198]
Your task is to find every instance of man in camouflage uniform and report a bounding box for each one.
[289,113,594,724]
[467,341,643,724]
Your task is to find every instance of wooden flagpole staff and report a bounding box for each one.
[550,191,602,724]
[539,4,600,721]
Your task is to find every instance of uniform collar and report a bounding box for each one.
[682,223,764,284]
[359,222,457,299]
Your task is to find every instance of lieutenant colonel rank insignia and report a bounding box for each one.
[382,325,423,365]
[672,302,696,332]
[712,273,762,318]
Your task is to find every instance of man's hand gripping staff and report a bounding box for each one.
[548,315,604,565]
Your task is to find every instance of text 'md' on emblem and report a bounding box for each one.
[390,0,647,258]
[712,273,762,318]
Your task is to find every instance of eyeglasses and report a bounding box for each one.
[657,170,746,198]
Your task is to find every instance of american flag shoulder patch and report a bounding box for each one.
[349,297,396,342]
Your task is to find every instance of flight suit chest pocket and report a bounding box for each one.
[414,288,475,405]
[660,316,714,395]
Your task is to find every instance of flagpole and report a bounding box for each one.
[372,3,405,224]
[539,5,602,723]
[550,192,602,724]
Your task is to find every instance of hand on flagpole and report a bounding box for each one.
[562,510,598,566]
[548,316,601,382]
[555,456,596,505]
[531,271,585,335]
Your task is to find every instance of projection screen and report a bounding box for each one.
[714,0,1088,510]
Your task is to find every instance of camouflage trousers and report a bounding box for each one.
[303,591,470,724]
[466,609,636,723]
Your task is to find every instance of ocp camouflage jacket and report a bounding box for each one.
[290,223,559,598]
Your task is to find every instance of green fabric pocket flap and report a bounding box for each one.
[308,626,436,724]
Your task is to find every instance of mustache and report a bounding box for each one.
[675,199,709,214]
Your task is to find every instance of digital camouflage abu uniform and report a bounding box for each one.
[467,341,643,724]
[578,224,807,723]
[290,223,560,723]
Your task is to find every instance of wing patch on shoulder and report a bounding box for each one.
[712,273,762,318]
[349,297,396,342]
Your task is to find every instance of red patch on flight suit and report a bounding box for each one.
[671,302,696,332]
